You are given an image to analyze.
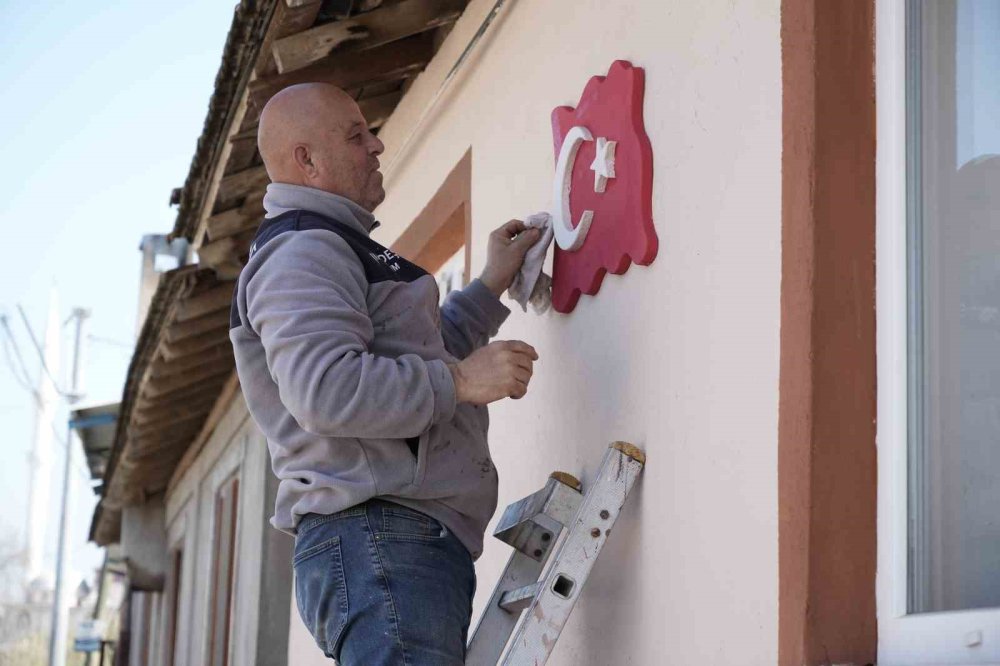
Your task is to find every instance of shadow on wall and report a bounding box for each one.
[574,475,645,664]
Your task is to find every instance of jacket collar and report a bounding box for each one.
[262,183,380,236]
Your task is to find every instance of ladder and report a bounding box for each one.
[466,441,646,665]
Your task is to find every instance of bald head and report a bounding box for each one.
[258,83,385,211]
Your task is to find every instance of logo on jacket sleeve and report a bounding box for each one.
[550,60,657,313]
[369,249,403,273]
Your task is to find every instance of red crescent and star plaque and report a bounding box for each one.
[549,60,657,314]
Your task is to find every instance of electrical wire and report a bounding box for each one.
[87,334,135,351]
[0,313,92,482]
[0,317,35,392]
[15,304,70,398]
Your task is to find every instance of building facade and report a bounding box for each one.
[90,1,1000,665]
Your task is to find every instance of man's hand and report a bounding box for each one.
[479,220,542,298]
[449,340,538,404]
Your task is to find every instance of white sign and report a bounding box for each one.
[74,618,106,652]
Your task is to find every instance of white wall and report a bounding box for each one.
[372,0,783,662]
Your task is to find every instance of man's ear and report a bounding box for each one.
[293,144,316,178]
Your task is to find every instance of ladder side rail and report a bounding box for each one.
[465,550,544,666]
[500,443,645,666]
[466,477,583,666]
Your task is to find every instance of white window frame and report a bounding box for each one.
[199,438,245,666]
[877,0,1000,663]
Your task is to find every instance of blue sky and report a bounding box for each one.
[0,1,236,593]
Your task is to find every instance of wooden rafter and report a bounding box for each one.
[137,368,234,407]
[132,387,222,427]
[272,0,465,74]
[206,198,266,242]
[255,0,325,79]
[248,33,434,112]
[198,229,256,274]
[148,345,233,379]
[164,308,231,344]
[215,166,270,207]
[160,328,232,362]
[360,90,404,128]
[140,358,235,401]
[129,410,210,442]
[173,284,235,323]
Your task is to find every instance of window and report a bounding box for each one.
[906,0,1000,615]
[436,248,467,304]
[164,549,184,666]
[207,475,240,666]
[878,0,1000,661]
[392,149,472,300]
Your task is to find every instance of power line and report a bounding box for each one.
[0,314,91,483]
[87,334,135,351]
[16,304,70,398]
[0,317,34,392]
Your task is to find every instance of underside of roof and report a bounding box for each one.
[92,0,470,545]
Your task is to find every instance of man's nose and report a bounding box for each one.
[368,132,385,156]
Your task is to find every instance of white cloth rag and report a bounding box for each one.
[507,212,554,314]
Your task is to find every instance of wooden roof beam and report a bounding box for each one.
[256,0,325,79]
[360,90,404,129]
[140,357,234,401]
[272,0,465,74]
[159,327,232,362]
[173,283,235,323]
[249,33,434,113]
[134,371,233,413]
[164,308,231,344]
[132,384,225,427]
[148,343,233,380]
[128,410,209,442]
[199,229,256,277]
[216,166,270,205]
[206,198,266,243]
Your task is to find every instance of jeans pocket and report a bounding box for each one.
[293,536,349,657]
[379,506,448,541]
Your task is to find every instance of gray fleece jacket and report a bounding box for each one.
[229,183,510,559]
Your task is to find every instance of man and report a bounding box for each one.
[229,82,541,664]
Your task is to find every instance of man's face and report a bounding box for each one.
[310,99,386,211]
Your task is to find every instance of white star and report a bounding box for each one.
[590,137,617,193]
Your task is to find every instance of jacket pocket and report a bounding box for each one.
[412,429,430,487]
[293,536,349,658]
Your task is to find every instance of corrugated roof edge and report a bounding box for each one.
[169,0,279,243]
[89,265,199,544]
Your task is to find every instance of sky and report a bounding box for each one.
[0,1,236,602]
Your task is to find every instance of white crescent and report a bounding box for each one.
[552,125,594,251]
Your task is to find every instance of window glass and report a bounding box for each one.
[208,476,239,664]
[908,0,1000,613]
[435,247,466,305]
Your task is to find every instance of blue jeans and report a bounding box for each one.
[293,499,477,664]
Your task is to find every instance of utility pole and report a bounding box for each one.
[47,307,90,666]
[23,288,61,584]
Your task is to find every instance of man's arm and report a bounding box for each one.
[440,279,510,359]
[246,229,456,439]
[440,220,541,359]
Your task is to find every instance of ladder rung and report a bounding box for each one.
[498,582,541,614]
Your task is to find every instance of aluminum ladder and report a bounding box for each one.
[466,441,646,665]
